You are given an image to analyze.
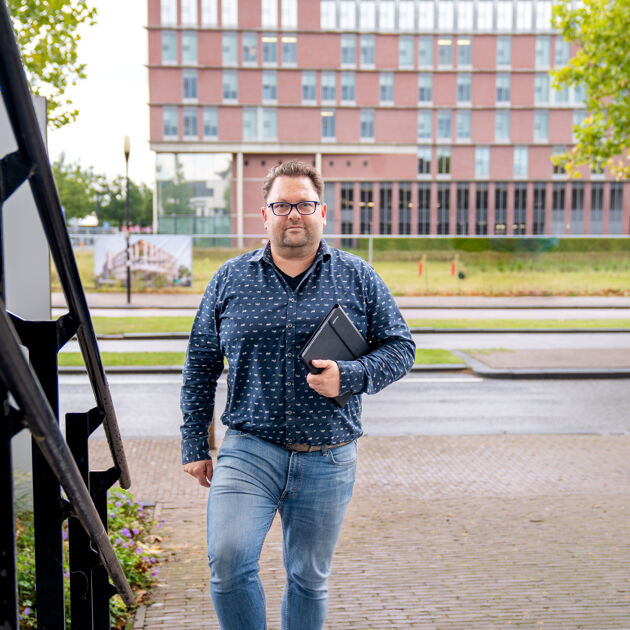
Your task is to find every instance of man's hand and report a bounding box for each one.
[306,359,341,398]
[183,459,214,488]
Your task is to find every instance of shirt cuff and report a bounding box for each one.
[336,360,366,396]
[181,436,211,465]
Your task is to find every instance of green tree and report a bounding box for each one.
[52,153,101,220]
[551,0,630,178]
[7,0,97,128]
[99,177,154,228]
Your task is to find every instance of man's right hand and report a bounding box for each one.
[182,459,214,488]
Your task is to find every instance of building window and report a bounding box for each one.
[457,73,471,103]
[361,108,374,140]
[551,182,566,233]
[456,183,469,235]
[516,1,533,31]
[321,71,336,103]
[476,183,489,234]
[262,0,278,28]
[458,38,472,67]
[361,35,375,67]
[320,0,336,29]
[263,108,277,139]
[341,34,356,67]
[359,1,376,29]
[497,1,513,30]
[496,73,510,103]
[360,183,374,234]
[437,110,451,141]
[534,111,548,141]
[609,183,624,234]
[222,70,237,101]
[243,32,258,65]
[536,36,550,67]
[495,110,510,142]
[553,146,567,176]
[494,182,508,235]
[399,183,412,235]
[399,36,414,68]
[203,107,218,139]
[378,1,395,30]
[437,147,451,175]
[163,106,178,138]
[183,69,198,100]
[590,183,604,234]
[181,0,197,25]
[399,1,415,32]
[418,36,433,67]
[201,0,218,26]
[243,108,258,139]
[477,0,493,30]
[162,31,177,64]
[282,34,297,65]
[437,183,450,234]
[341,72,355,103]
[437,37,453,67]
[535,74,549,103]
[573,82,586,104]
[497,36,511,66]
[570,182,585,234]
[418,109,433,142]
[418,147,431,176]
[223,32,237,65]
[457,2,473,31]
[262,34,278,64]
[457,110,471,141]
[533,182,546,235]
[302,71,316,102]
[552,83,569,104]
[418,1,435,30]
[555,36,570,66]
[437,1,454,30]
[475,146,490,179]
[380,73,394,104]
[222,0,238,26]
[161,0,177,25]
[340,183,354,244]
[321,109,335,139]
[263,71,277,102]
[417,183,431,234]
[418,74,433,103]
[536,1,552,30]
[183,107,198,138]
[380,183,392,234]
[513,183,527,234]
[282,0,297,28]
[182,31,197,64]
[514,146,528,178]
[340,0,357,29]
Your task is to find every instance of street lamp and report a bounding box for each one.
[123,136,131,304]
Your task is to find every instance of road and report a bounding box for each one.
[58,373,630,442]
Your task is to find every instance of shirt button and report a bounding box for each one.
[289,297,295,302]
[287,410,292,415]
[286,381,291,386]
[287,352,293,357]
[287,323,293,328]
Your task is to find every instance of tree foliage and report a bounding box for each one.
[551,0,630,179]
[7,0,97,128]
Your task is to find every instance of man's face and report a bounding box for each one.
[261,176,327,256]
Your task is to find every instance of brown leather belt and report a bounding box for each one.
[284,440,352,453]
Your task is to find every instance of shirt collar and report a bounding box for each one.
[248,239,332,265]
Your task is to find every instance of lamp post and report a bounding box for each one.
[123,136,131,304]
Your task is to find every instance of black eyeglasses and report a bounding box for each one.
[266,201,320,216]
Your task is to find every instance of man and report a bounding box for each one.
[181,160,415,630]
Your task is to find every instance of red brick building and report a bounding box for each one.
[148,0,629,243]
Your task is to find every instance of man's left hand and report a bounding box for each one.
[307,360,341,398]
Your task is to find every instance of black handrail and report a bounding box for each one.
[0,300,135,608]
[0,0,130,489]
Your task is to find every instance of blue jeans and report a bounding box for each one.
[207,429,357,630]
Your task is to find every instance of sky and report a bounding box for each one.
[47,0,155,185]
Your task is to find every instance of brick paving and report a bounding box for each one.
[91,435,630,629]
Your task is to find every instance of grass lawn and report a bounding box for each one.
[58,348,462,367]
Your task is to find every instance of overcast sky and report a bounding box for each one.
[47,0,155,185]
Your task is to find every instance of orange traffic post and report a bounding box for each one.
[451,259,456,276]
[418,260,423,276]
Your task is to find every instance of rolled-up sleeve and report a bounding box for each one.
[338,267,415,396]
[180,274,225,464]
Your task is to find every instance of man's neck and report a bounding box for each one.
[270,244,319,277]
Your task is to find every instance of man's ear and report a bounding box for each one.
[321,203,327,226]
[261,205,268,229]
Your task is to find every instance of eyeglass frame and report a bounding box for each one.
[265,200,321,216]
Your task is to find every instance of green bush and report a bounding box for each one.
[16,485,162,629]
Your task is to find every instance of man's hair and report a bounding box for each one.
[262,160,324,202]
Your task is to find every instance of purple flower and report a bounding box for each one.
[132,528,140,536]
[151,569,158,578]
[123,541,130,548]
[115,538,122,545]
[64,570,70,578]
[121,528,131,537]
[136,547,143,554]
[109,513,115,519]
[62,531,68,540]
[24,608,31,616]
[115,501,122,507]
[150,557,156,564]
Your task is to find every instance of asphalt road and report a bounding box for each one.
[58,373,630,442]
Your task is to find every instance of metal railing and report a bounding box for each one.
[0,0,134,627]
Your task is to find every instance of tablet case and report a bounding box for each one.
[298,303,370,407]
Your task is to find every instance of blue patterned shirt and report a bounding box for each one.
[180,240,415,464]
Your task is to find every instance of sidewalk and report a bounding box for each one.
[90,434,630,629]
